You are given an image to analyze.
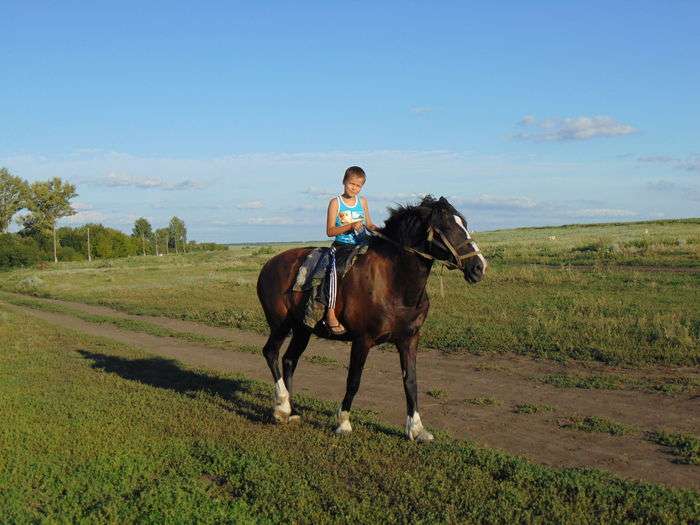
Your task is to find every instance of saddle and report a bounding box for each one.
[292,244,368,329]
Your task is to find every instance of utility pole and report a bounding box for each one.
[87,227,92,262]
[53,224,58,263]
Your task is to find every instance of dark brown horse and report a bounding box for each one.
[256,196,486,442]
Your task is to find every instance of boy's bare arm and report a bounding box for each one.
[361,197,378,230]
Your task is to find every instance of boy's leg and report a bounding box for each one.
[325,247,345,334]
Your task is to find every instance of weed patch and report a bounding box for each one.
[514,403,555,414]
[466,396,500,406]
[647,431,700,465]
[305,355,340,367]
[426,388,447,399]
[558,416,634,436]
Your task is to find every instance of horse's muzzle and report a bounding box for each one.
[463,257,486,283]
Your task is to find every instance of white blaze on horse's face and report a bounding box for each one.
[452,215,471,239]
[453,214,487,270]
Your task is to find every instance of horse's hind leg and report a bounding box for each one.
[262,324,292,423]
[281,327,312,421]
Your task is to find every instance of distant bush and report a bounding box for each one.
[16,275,44,292]
[252,246,276,256]
[58,246,84,262]
[187,242,228,252]
[572,242,604,253]
[0,234,42,269]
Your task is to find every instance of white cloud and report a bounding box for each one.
[236,200,264,209]
[567,208,638,218]
[515,115,637,142]
[63,210,109,224]
[369,191,427,202]
[410,106,433,115]
[302,186,336,197]
[637,155,700,174]
[454,194,539,210]
[242,216,315,226]
[97,172,204,190]
[519,115,536,126]
[4,147,695,242]
[645,179,700,201]
[645,180,677,192]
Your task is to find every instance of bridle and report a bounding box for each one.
[369,223,483,271]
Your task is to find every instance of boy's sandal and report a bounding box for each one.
[328,322,347,336]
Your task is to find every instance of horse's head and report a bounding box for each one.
[424,196,487,283]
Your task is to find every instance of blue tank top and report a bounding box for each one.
[334,195,367,245]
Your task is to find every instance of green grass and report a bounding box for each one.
[0,291,258,356]
[647,431,700,465]
[3,292,280,362]
[538,373,700,395]
[304,354,341,367]
[1,306,698,523]
[426,388,447,399]
[466,396,500,406]
[514,403,555,414]
[559,416,635,436]
[1,219,699,366]
[475,218,700,268]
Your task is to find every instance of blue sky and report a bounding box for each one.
[2,2,698,242]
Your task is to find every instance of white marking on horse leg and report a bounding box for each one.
[405,411,434,443]
[335,407,352,435]
[273,378,291,422]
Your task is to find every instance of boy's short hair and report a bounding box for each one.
[343,166,366,183]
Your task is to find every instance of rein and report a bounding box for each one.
[369,226,482,271]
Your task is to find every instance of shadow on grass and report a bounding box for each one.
[77,350,403,438]
[79,350,274,423]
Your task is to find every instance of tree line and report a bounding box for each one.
[1,167,226,269]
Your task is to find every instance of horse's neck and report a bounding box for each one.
[394,251,432,307]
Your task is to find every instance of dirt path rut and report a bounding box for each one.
[2,293,698,490]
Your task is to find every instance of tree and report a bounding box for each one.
[0,167,28,232]
[132,217,153,256]
[155,227,170,255]
[168,216,186,254]
[23,177,77,263]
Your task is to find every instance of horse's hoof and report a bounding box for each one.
[413,429,434,443]
[335,409,352,435]
[273,408,292,424]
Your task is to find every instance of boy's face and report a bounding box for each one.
[344,176,365,197]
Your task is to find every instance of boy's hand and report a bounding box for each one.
[351,221,364,233]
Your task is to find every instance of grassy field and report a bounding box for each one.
[1,306,698,523]
[1,219,698,366]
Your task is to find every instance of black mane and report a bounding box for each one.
[378,195,442,246]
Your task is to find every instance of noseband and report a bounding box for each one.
[425,225,483,270]
[370,224,483,271]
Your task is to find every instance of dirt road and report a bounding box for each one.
[2,293,698,489]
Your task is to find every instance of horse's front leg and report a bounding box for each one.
[397,335,434,442]
[335,337,372,435]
